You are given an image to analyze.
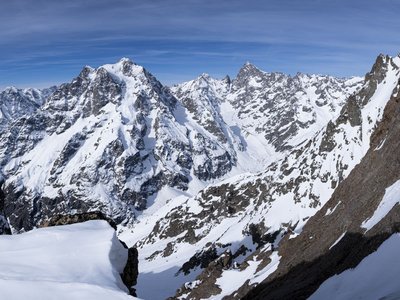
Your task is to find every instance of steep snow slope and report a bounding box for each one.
[309,233,400,300]
[128,54,400,299]
[0,220,135,300]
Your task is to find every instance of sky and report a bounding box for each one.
[1,0,400,89]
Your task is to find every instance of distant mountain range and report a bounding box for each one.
[1,54,400,300]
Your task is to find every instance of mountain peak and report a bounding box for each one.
[236,61,264,79]
[222,75,231,85]
[199,73,211,79]
[101,57,146,79]
[2,86,20,93]
[243,61,261,70]
[78,66,95,80]
[118,57,134,65]
[196,73,213,84]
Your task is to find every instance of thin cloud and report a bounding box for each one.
[1,0,400,87]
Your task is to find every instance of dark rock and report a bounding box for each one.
[40,211,117,230]
[247,223,281,249]
[0,182,11,235]
[178,246,218,275]
[120,241,139,297]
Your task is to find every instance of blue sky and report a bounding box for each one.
[1,0,400,89]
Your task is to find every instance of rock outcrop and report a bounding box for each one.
[40,211,117,230]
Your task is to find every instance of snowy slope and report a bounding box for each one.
[309,234,400,300]
[361,179,400,231]
[0,220,135,300]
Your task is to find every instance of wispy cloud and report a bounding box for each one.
[1,0,400,87]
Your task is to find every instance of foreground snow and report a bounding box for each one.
[310,233,400,300]
[0,220,136,300]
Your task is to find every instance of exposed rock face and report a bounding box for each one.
[40,211,117,230]
[121,244,139,297]
[174,250,234,299]
[0,183,11,235]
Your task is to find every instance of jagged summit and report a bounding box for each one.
[242,61,259,69]
[119,57,135,64]
[236,61,265,79]
[222,75,231,85]
[77,58,152,86]
[102,57,145,78]
[2,86,19,93]
[198,72,211,79]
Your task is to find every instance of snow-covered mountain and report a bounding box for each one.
[0,58,361,236]
[172,63,361,164]
[4,53,400,299]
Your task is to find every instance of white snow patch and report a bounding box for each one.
[361,180,400,231]
[374,137,386,151]
[329,232,346,250]
[325,201,341,216]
